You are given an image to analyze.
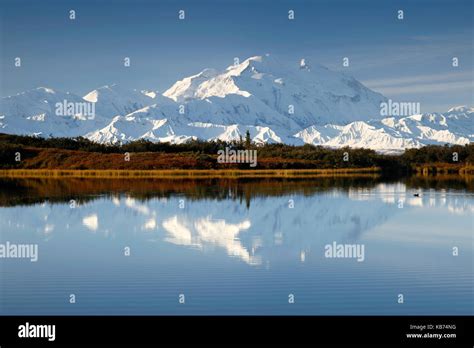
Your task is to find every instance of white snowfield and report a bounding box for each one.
[0,54,472,152]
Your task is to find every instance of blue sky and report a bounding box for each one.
[1,0,472,112]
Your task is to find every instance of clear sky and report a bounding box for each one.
[1,0,472,112]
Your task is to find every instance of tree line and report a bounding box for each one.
[0,133,472,172]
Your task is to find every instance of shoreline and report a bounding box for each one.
[0,168,382,179]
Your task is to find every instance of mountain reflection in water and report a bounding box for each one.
[0,176,472,315]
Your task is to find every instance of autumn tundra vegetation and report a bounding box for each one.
[0,133,472,175]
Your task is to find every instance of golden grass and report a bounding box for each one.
[413,164,474,176]
[459,165,474,175]
[0,167,381,179]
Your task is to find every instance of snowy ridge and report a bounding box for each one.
[295,110,473,152]
[164,54,387,127]
[83,84,157,118]
[0,55,472,151]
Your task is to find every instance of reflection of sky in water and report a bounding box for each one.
[0,183,472,315]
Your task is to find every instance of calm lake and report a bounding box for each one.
[0,176,472,315]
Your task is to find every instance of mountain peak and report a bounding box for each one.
[36,87,56,94]
[83,84,121,102]
[82,84,155,118]
[4,54,470,151]
[447,105,473,113]
[163,54,386,125]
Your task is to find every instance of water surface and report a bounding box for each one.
[0,176,472,315]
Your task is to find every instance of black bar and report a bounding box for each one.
[0,316,472,346]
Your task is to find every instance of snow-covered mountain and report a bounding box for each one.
[0,87,107,137]
[164,55,387,127]
[0,55,472,152]
[83,84,162,119]
[294,107,474,152]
